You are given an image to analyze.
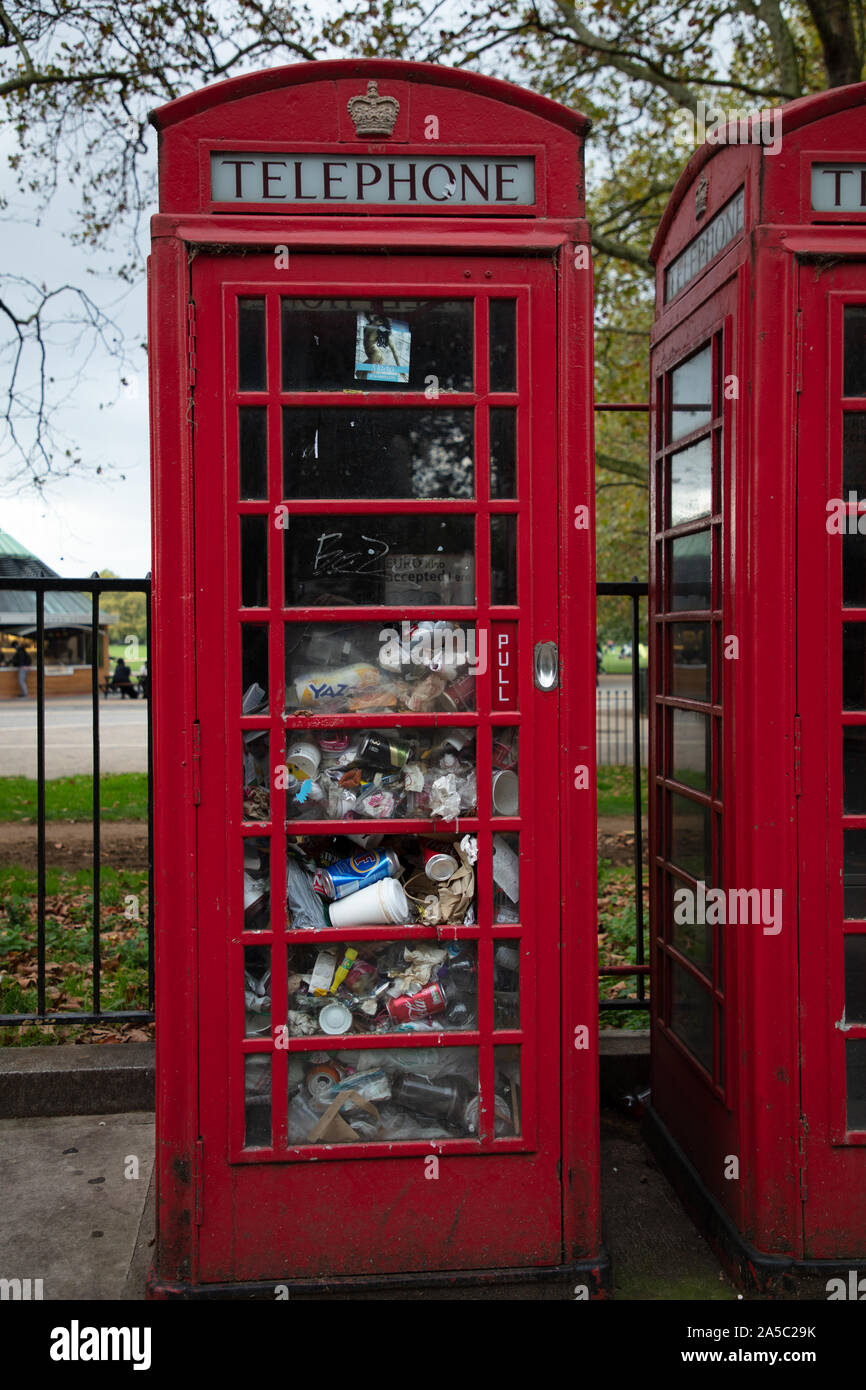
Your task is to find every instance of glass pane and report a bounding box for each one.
[670,873,713,980]
[492,726,519,816]
[240,515,268,608]
[287,1046,479,1143]
[286,940,477,1037]
[844,306,866,397]
[845,1039,866,1131]
[670,792,712,882]
[284,515,474,607]
[670,531,712,611]
[281,299,473,392]
[844,935,866,1023]
[672,709,710,792]
[494,943,521,1028]
[844,532,866,607]
[493,832,520,922]
[844,829,866,918]
[283,726,476,821]
[491,515,516,605]
[243,732,270,823]
[285,621,480,715]
[843,623,866,710]
[844,726,866,814]
[843,413,866,493]
[670,622,710,701]
[245,945,272,1038]
[286,833,476,930]
[670,438,713,526]
[244,1053,271,1147]
[238,297,267,392]
[241,625,269,715]
[494,1045,522,1137]
[239,407,268,499]
[243,837,271,932]
[489,300,516,392]
[670,961,714,1074]
[670,345,712,441]
[282,408,474,499]
[490,407,516,498]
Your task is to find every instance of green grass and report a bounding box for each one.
[597,764,648,819]
[0,773,148,823]
[0,866,150,1043]
[597,858,650,1030]
[600,644,648,674]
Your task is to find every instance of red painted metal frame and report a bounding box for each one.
[148,59,599,1290]
[650,79,866,1269]
[799,270,866,1257]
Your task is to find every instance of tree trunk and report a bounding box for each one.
[804,0,863,86]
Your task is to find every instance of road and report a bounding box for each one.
[0,695,149,777]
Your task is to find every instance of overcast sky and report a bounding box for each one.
[1,114,153,577]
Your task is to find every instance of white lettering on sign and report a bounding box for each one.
[664,187,745,302]
[811,164,866,211]
[210,153,535,207]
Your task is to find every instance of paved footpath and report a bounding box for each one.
[0,1112,154,1300]
[0,696,148,777]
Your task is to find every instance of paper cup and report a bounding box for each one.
[492,769,519,816]
[287,737,321,781]
[328,877,408,927]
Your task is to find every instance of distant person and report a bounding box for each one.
[596,644,603,686]
[111,656,138,699]
[12,641,31,698]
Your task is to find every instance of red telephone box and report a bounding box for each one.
[648,82,866,1288]
[147,59,603,1296]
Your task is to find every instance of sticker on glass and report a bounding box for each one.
[355,313,411,384]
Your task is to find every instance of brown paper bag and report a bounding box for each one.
[306,1090,382,1144]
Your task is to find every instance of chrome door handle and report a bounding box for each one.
[533,640,559,691]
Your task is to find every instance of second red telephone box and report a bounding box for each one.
[648,81,866,1288]
[147,59,603,1296]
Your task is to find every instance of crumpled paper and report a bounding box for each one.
[430,773,460,820]
[287,1009,318,1037]
[390,944,448,993]
[403,762,425,792]
[459,833,478,864]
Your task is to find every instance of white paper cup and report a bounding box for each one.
[287,738,321,781]
[328,877,408,927]
[492,769,519,816]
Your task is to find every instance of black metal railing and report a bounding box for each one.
[1,575,648,1025]
[0,576,153,1027]
[596,580,649,1014]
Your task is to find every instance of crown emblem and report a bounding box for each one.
[347,80,400,138]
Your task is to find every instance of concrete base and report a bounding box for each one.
[0,1043,155,1118]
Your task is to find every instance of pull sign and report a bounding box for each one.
[534,641,559,691]
[491,622,517,710]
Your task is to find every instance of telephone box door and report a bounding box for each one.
[190,250,565,1281]
[798,261,866,1257]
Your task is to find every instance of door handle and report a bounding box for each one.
[533,640,559,691]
